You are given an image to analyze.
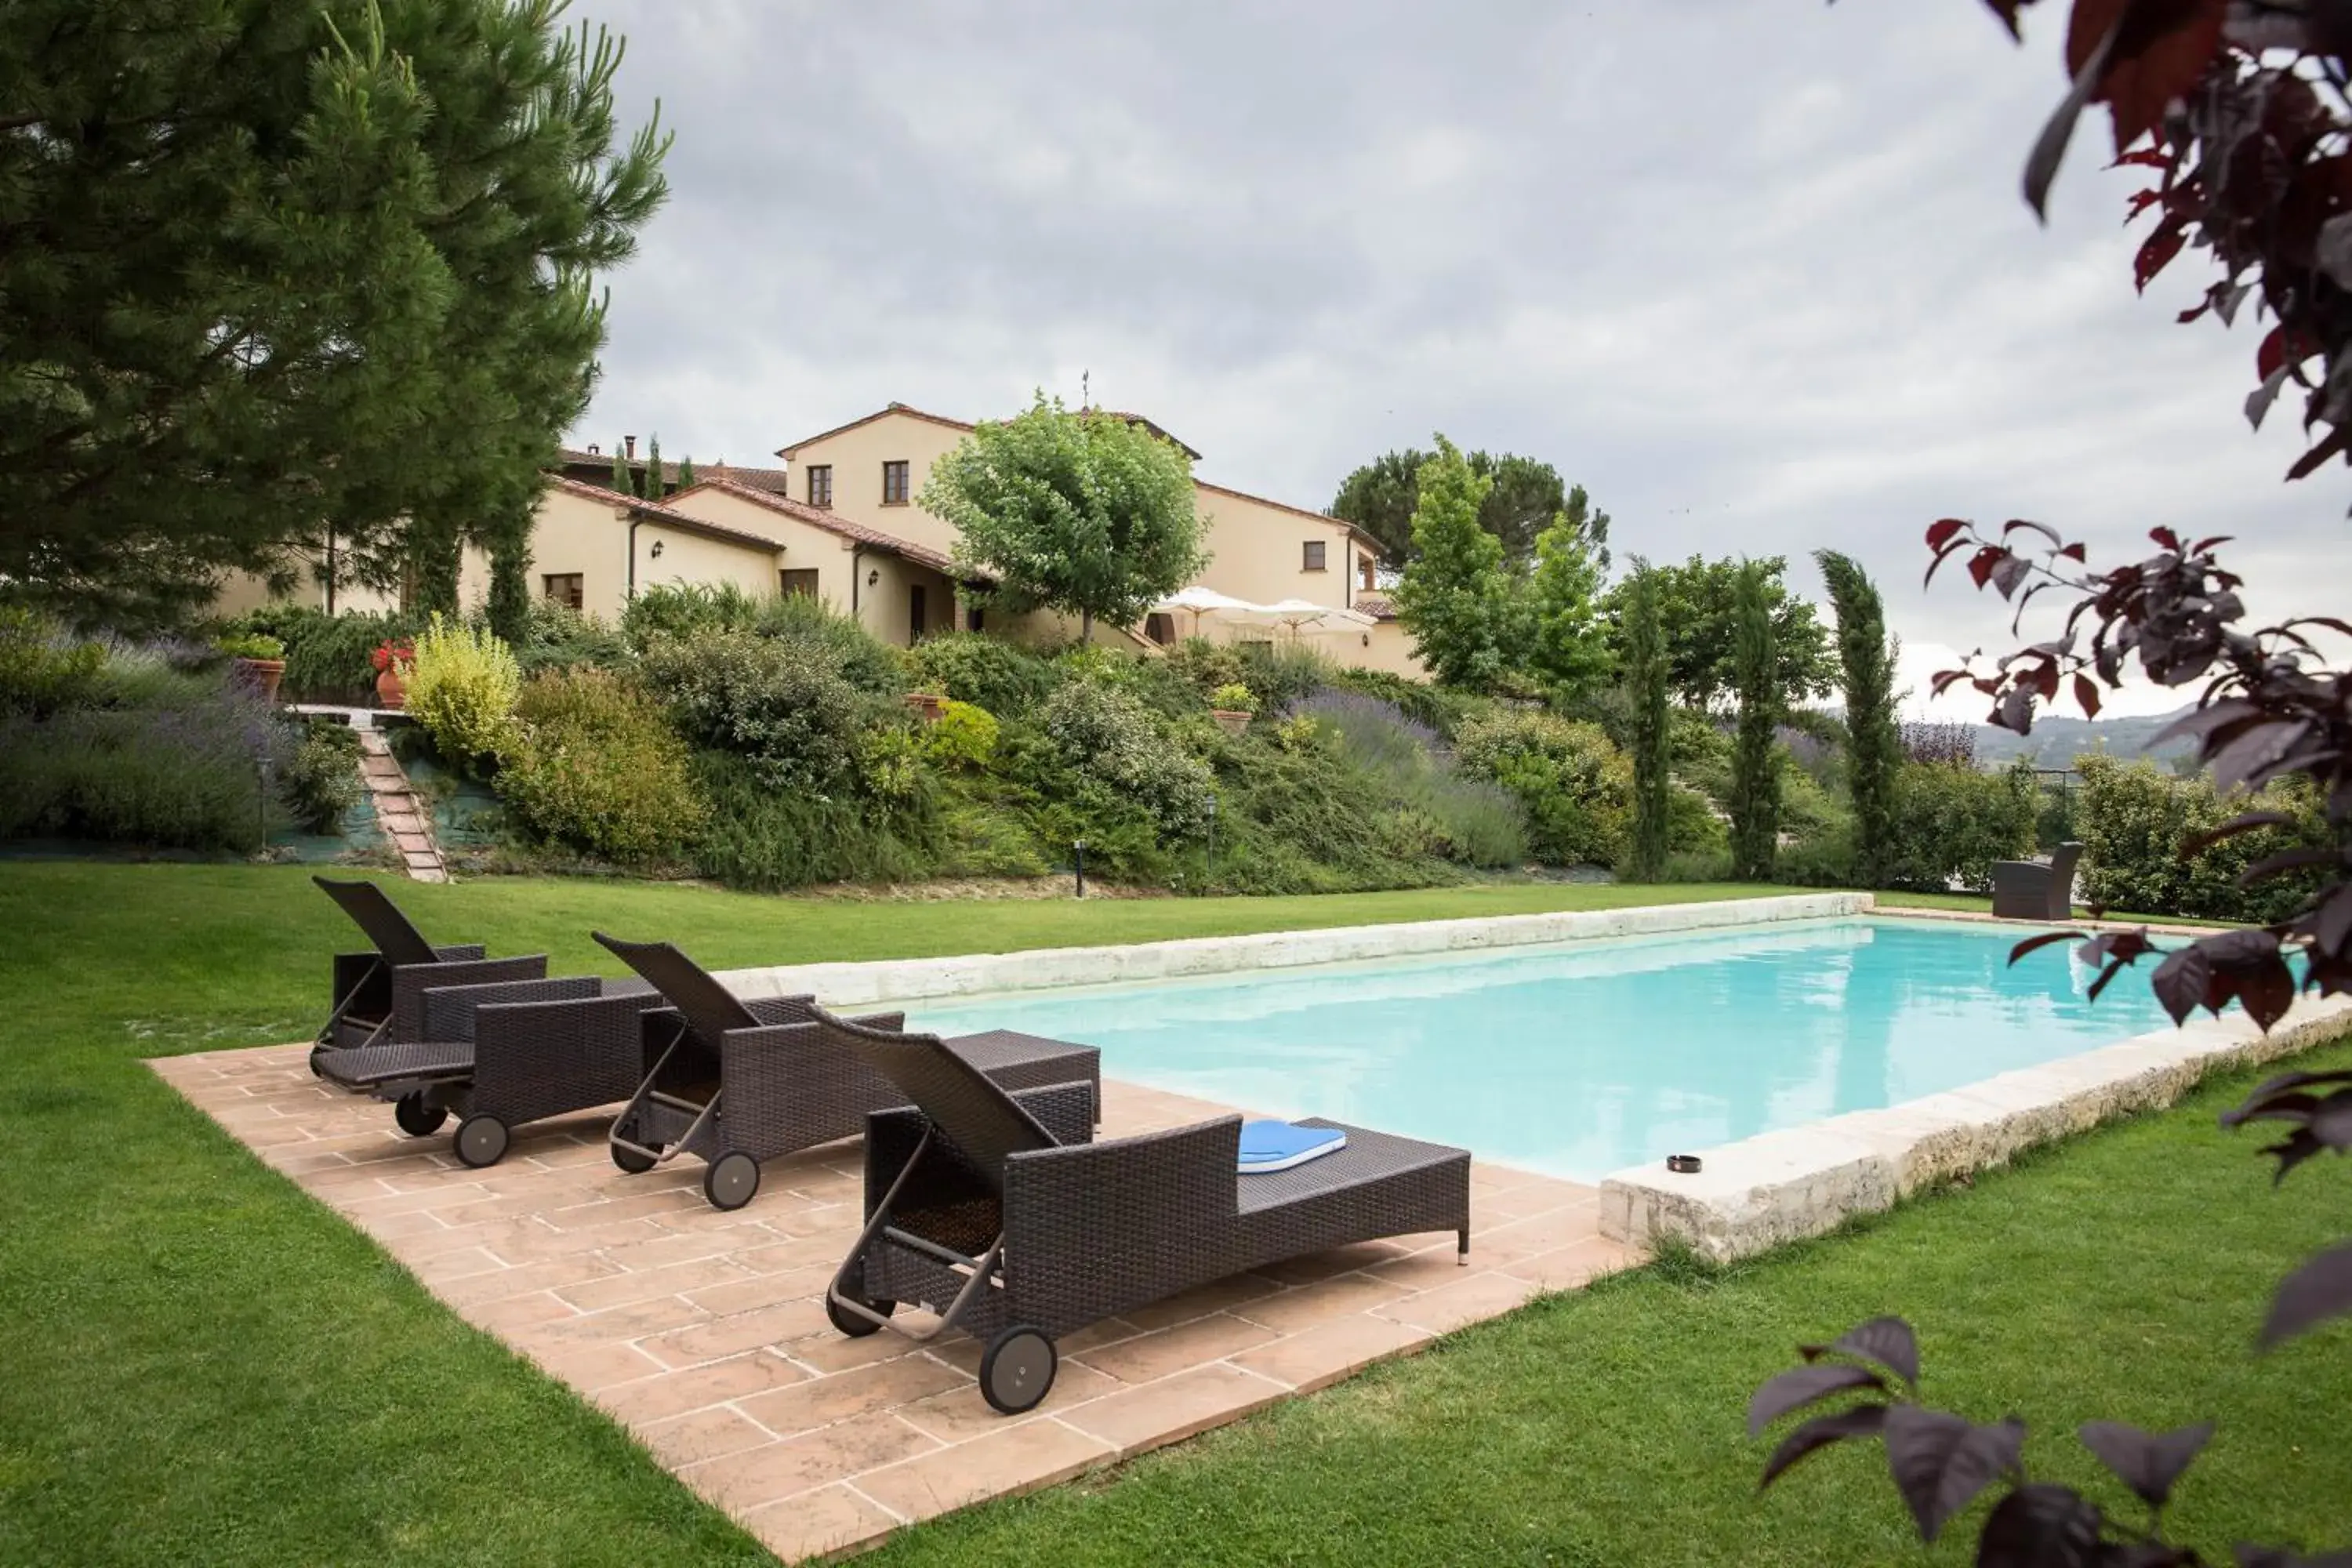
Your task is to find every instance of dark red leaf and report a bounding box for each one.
[2239,848,2341,887]
[1799,1316,1921,1387]
[2074,673,2102,718]
[2151,945,2212,1024]
[2010,929,2090,964]
[1884,1406,2025,1543]
[2077,1420,2213,1509]
[1927,518,1970,551]
[2135,221,2188,291]
[1759,1404,1889,1489]
[1969,546,2011,590]
[2285,426,2350,482]
[2258,1241,2352,1349]
[2059,543,2088,562]
[1975,1483,2105,1567]
[1992,552,2035,600]
[1747,1363,1886,1436]
[2084,0,2227,154]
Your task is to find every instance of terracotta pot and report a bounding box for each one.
[234,657,286,706]
[902,691,946,722]
[1210,710,1253,737]
[376,666,408,710]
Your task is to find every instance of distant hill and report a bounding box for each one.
[1968,704,2198,771]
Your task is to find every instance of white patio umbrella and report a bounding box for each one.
[1259,598,1376,638]
[1152,584,1259,637]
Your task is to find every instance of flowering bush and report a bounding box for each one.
[371,637,415,674]
[1209,682,1258,714]
[401,615,520,771]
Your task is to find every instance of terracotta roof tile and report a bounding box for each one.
[1354,594,1398,622]
[666,477,985,580]
[540,474,782,554]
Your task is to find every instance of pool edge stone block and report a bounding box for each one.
[713,891,1875,1009]
[1599,992,2352,1263]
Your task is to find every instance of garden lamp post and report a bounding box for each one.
[1073,838,1086,899]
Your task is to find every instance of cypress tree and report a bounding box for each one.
[1729,562,1783,880]
[1625,562,1671,880]
[643,434,662,498]
[1816,550,1899,887]
[611,442,631,495]
[676,454,695,489]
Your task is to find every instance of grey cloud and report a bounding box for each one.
[575,0,2350,713]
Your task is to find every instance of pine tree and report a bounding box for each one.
[1626,562,1671,880]
[1817,550,1899,887]
[1392,437,1513,690]
[2,2,670,630]
[1729,562,1783,880]
[1526,506,1611,702]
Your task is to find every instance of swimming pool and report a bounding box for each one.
[907,916,2174,1183]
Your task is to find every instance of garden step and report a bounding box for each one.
[350,732,445,884]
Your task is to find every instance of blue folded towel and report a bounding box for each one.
[1238,1120,1347,1174]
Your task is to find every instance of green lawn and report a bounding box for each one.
[2,863,2344,1566]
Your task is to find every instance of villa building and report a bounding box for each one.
[214,402,1423,675]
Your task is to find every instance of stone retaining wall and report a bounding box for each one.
[712,891,1871,1007]
[1598,993,2352,1262]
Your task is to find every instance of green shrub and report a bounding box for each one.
[753,592,906,694]
[858,726,930,806]
[2074,754,2330,921]
[1882,758,2037,893]
[688,750,938,890]
[639,629,881,794]
[1208,682,1258,714]
[213,631,285,660]
[1238,642,1332,711]
[402,615,521,772]
[281,720,363,833]
[924,699,1000,769]
[1162,637,1245,699]
[1036,679,1214,840]
[620,581,762,648]
[221,606,423,704]
[498,669,705,865]
[1454,709,1629,867]
[0,608,108,717]
[1327,665,1488,739]
[502,600,628,676]
[907,632,1058,716]
[1668,781,1727,856]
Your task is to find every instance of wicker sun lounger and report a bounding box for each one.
[593,932,1102,1213]
[1991,840,2083,921]
[310,972,669,1167]
[310,877,548,1072]
[823,1016,1472,1415]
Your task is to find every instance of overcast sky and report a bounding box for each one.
[572,1,2350,720]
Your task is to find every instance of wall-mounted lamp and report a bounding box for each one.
[866,568,880,586]
[649,539,665,559]
[1362,633,1370,647]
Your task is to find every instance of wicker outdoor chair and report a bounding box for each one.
[594,933,1103,1213]
[310,876,548,1072]
[823,1015,1472,1415]
[1991,840,2083,921]
[311,971,677,1167]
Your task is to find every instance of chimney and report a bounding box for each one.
[625,435,637,459]
[586,442,601,456]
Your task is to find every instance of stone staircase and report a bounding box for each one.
[357,731,447,883]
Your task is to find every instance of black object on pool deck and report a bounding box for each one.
[310,876,548,1065]
[1668,1154,1703,1174]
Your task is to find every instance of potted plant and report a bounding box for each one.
[372,637,416,710]
[1208,683,1258,737]
[216,632,288,706]
[902,690,947,723]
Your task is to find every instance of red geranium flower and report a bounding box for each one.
[372,638,415,673]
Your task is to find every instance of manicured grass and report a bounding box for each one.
[2,863,2343,1565]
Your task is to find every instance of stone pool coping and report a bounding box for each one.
[1599,988,2352,1262]
[710,890,1871,1007]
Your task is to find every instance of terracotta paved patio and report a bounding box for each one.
[153,1044,1639,1564]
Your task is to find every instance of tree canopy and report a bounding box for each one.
[1524,508,1611,703]
[1817,549,1898,887]
[922,395,1207,643]
[1328,447,1603,568]
[1391,438,1520,691]
[1602,554,1833,710]
[0,0,670,628]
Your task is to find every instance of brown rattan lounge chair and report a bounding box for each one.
[594,933,1103,1213]
[310,876,548,1072]
[311,972,670,1167]
[1991,841,2083,921]
[823,1015,1472,1415]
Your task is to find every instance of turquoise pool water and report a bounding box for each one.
[907,916,2176,1182]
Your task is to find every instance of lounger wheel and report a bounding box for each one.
[825,1291,896,1338]
[611,1142,659,1174]
[394,1092,448,1138]
[979,1326,1056,1415]
[308,1045,328,1077]
[453,1113,510,1170]
[703,1150,760,1211]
